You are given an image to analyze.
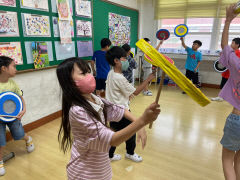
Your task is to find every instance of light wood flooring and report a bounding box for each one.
[1,85,232,180]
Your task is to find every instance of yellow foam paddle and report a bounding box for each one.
[136,39,210,107]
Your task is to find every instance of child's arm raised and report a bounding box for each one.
[221,4,238,50]
[156,40,164,51]
[110,103,160,147]
[180,37,187,49]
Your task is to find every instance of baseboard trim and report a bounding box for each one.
[201,83,220,89]
[6,110,62,142]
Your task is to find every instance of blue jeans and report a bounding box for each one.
[0,120,25,146]
[220,113,240,151]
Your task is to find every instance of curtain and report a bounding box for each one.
[155,0,237,19]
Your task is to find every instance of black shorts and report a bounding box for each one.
[185,69,199,85]
[220,77,228,89]
[96,78,106,90]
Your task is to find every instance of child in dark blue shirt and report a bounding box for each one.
[91,38,112,97]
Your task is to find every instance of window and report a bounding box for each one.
[187,18,213,33]
[220,18,240,33]
[158,17,225,53]
[160,19,184,49]
[161,19,184,32]
[185,34,211,50]
[216,18,240,50]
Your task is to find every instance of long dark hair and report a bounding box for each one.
[56,57,107,153]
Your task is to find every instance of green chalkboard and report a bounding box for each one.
[93,0,139,52]
[0,0,138,72]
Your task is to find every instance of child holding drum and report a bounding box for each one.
[0,56,35,176]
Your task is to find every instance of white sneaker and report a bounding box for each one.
[0,161,5,176]
[211,97,223,102]
[143,91,152,96]
[110,154,121,161]
[26,136,35,153]
[125,153,142,162]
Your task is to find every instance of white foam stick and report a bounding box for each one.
[0,115,17,118]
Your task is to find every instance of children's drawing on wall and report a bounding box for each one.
[23,14,50,36]
[59,20,72,44]
[0,0,16,7]
[53,17,74,37]
[0,12,19,37]
[55,41,75,60]
[21,0,49,10]
[75,0,91,18]
[57,0,71,20]
[77,41,93,57]
[109,12,131,46]
[0,42,23,64]
[76,20,92,37]
[32,42,49,69]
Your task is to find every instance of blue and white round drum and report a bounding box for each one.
[0,92,23,122]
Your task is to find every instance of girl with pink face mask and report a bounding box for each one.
[56,57,161,180]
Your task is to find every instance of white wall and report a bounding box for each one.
[13,69,61,125]
[107,0,138,9]
[137,0,158,45]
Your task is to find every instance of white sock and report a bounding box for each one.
[27,136,32,143]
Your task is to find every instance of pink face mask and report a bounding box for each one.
[75,73,96,94]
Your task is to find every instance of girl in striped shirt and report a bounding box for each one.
[56,57,160,180]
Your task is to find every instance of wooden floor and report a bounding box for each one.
[1,85,232,180]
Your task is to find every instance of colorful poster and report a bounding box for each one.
[75,0,91,18]
[21,0,49,10]
[59,20,72,44]
[53,17,74,37]
[109,12,131,46]
[23,14,50,36]
[57,0,71,20]
[0,0,16,7]
[76,20,92,37]
[77,41,93,57]
[0,12,19,37]
[0,42,23,65]
[32,42,49,69]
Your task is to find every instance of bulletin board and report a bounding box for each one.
[0,0,139,71]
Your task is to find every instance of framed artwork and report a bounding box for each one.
[0,11,19,37]
[59,20,72,44]
[0,0,16,7]
[75,0,91,18]
[23,13,50,36]
[54,41,75,60]
[77,41,93,57]
[76,20,92,37]
[109,12,131,46]
[32,41,49,69]
[57,0,71,20]
[0,42,23,65]
[21,0,49,10]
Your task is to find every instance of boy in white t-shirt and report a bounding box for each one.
[105,46,155,162]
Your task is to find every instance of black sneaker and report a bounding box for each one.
[182,91,186,94]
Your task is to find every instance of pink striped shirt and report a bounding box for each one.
[67,94,125,180]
